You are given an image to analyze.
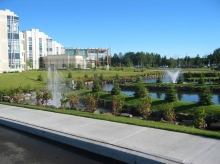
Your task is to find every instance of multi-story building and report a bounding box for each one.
[0,9,109,72]
[0,9,24,73]
[22,29,64,69]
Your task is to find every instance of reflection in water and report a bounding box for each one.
[219,96,220,105]
[177,92,183,101]
[155,92,162,99]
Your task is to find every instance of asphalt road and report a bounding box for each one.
[0,125,125,164]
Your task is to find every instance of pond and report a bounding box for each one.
[99,84,220,105]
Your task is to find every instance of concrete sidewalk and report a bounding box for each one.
[0,104,219,164]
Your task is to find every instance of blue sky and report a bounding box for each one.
[1,0,220,58]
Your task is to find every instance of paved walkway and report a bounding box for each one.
[0,104,219,164]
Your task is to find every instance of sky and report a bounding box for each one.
[1,0,220,58]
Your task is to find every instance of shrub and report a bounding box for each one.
[84,74,88,78]
[136,94,152,119]
[194,107,206,129]
[24,84,31,92]
[92,79,102,92]
[111,81,121,95]
[163,103,176,121]
[84,93,99,112]
[134,82,147,98]
[164,84,177,102]
[42,90,52,106]
[112,96,124,116]
[37,74,43,81]
[76,80,84,90]
[99,73,104,81]
[198,87,213,105]
[68,72,72,78]
[36,89,43,106]
[67,93,79,110]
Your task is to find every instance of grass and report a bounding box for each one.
[1,101,220,139]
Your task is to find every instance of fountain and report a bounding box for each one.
[47,65,65,107]
[166,69,181,83]
[106,64,109,71]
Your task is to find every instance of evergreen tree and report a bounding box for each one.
[68,72,72,78]
[198,87,213,105]
[156,76,162,83]
[76,80,84,90]
[37,74,43,81]
[135,75,142,83]
[164,84,177,102]
[134,82,147,98]
[136,94,152,119]
[177,75,183,84]
[193,107,206,129]
[198,74,205,85]
[111,80,121,95]
[92,79,102,92]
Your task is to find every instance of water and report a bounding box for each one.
[120,90,220,105]
[0,125,124,164]
[100,84,220,105]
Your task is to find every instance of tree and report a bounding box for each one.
[87,63,92,69]
[76,80,84,90]
[92,79,102,92]
[60,93,68,109]
[84,93,99,112]
[115,74,120,80]
[198,87,213,105]
[164,84,177,102]
[68,72,72,78]
[112,96,124,115]
[177,76,183,84]
[163,103,176,121]
[134,82,147,98]
[26,58,32,69]
[193,107,206,129]
[135,75,142,83]
[111,81,121,95]
[67,93,79,110]
[198,73,205,85]
[42,90,52,106]
[37,74,43,81]
[136,94,152,119]
[36,89,43,106]
[156,76,162,83]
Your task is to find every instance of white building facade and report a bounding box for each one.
[0,9,24,73]
[22,29,64,69]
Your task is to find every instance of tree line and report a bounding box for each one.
[108,47,220,68]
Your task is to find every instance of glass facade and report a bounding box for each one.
[46,38,52,55]
[65,48,87,57]
[7,15,20,69]
[39,38,42,57]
